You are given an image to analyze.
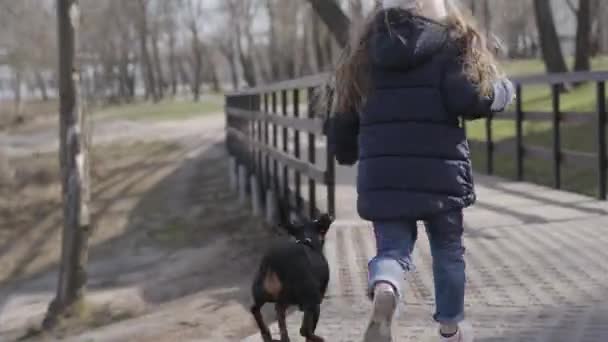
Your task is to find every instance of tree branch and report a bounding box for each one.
[565,0,579,15]
[306,0,351,47]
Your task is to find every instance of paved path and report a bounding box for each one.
[0,114,223,157]
[243,169,608,341]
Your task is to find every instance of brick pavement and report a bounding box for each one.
[243,173,608,342]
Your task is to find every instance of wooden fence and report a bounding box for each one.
[225,74,335,222]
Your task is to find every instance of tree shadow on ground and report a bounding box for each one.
[0,138,288,341]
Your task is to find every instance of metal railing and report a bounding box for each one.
[225,74,335,222]
[475,71,608,199]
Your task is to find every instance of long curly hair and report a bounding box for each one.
[331,1,503,114]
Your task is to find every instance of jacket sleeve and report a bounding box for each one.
[327,111,359,166]
[441,58,494,120]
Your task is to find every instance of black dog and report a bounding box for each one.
[251,214,334,342]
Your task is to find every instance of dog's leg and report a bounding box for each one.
[275,303,290,342]
[300,304,324,342]
[251,303,273,342]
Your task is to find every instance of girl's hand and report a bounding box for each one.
[491,78,516,112]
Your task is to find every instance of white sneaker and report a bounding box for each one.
[439,321,474,342]
[363,283,398,342]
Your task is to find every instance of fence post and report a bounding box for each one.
[272,92,279,202]
[325,86,336,218]
[552,84,562,190]
[255,94,262,184]
[308,87,317,219]
[264,93,270,189]
[265,188,277,224]
[250,174,262,216]
[238,164,248,205]
[281,90,290,210]
[229,157,237,192]
[486,115,493,174]
[293,89,302,214]
[515,84,524,181]
[597,81,607,200]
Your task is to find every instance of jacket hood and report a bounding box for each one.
[369,10,448,70]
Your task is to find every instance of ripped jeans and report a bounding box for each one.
[368,210,466,324]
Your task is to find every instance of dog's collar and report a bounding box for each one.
[296,238,314,248]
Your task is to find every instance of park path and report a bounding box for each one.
[0,113,279,342]
[0,113,222,157]
[242,167,608,341]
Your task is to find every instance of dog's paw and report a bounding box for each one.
[306,336,324,342]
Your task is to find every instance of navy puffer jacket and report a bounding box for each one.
[352,11,494,221]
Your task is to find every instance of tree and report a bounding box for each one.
[150,21,166,99]
[163,0,179,96]
[216,34,240,90]
[349,0,364,23]
[566,0,592,72]
[225,0,259,87]
[533,0,568,73]
[306,0,351,48]
[184,0,205,100]
[492,0,537,58]
[135,0,159,101]
[44,0,92,329]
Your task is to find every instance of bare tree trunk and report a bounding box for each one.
[305,8,320,74]
[35,70,49,101]
[323,29,336,67]
[306,0,350,48]
[483,0,491,41]
[574,0,592,72]
[238,53,256,87]
[151,26,165,99]
[350,0,364,23]
[168,28,178,96]
[266,0,281,81]
[209,64,221,93]
[239,25,258,86]
[136,0,158,101]
[189,23,204,101]
[312,14,326,71]
[118,44,131,101]
[219,44,239,90]
[533,0,568,73]
[11,68,22,118]
[44,0,91,329]
[177,56,191,90]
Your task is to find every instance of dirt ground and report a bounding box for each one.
[0,115,283,341]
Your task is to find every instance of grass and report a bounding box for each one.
[92,94,223,121]
[467,56,608,197]
[502,55,608,76]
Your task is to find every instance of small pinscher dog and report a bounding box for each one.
[251,214,334,342]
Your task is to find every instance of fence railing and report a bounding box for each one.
[473,71,608,199]
[226,69,608,220]
[225,74,335,223]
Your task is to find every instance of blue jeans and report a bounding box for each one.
[368,210,466,324]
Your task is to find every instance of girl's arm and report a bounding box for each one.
[441,59,514,120]
[327,111,359,166]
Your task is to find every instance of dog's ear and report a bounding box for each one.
[315,214,334,235]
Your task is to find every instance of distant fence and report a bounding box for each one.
[473,71,608,199]
[225,74,335,222]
